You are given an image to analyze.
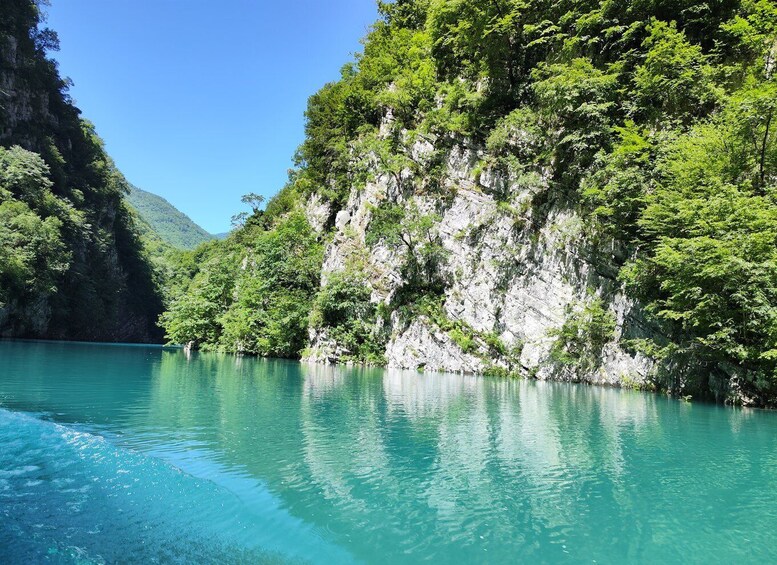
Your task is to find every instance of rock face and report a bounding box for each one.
[386,316,487,374]
[304,137,656,388]
[0,17,164,344]
[0,34,56,147]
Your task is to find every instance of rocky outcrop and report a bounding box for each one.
[304,193,332,235]
[385,316,487,374]
[304,136,657,389]
[0,34,57,146]
[0,198,164,343]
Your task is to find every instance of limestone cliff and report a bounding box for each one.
[157,0,777,405]
[303,133,656,388]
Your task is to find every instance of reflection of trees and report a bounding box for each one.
[7,342,777,562]
[0,341,162,425]
[126,348,775,563]
[298,368,666,562]
[141,353,664,562]
[144,352,307,483]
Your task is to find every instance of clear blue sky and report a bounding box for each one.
[45,1,379,233]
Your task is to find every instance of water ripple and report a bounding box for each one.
[1,341,777,563]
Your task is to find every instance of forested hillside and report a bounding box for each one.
[163,0,776,405]
[126,184,214,250]
[0,0,163,342]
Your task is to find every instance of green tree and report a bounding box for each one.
[623,90,777,397]
[549,297,617,372]
[366,200,447,291]
[633,19,719,123]
[310,270,386,364]
[162,213,323,357]
[532,58,618,184]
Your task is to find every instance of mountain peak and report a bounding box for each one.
[125,185,214,250]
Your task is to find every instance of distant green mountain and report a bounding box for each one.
[126,185,213,250]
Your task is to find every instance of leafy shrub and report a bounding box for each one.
[549,297,616,372]
[310,271,387,364]
[161,213,322,357]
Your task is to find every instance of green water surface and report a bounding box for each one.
[0,340,776,563]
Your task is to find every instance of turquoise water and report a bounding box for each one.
[1,341,776,563]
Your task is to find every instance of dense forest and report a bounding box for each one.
[0,0,163,341]
[161,0,777,405]
[3,0,776,404]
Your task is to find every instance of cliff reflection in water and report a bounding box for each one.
[298,362,665,559]
[2,341,774,564]
[143,351,775,564]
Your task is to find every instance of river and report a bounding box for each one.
[1,340,775,563]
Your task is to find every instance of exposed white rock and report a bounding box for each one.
[304,193,331,234]
[305,135,656,389]
[305,328,350,365]
[386,316,486,374]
